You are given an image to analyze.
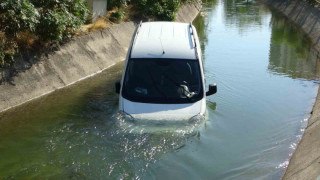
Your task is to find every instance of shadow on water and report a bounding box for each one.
[268,11,320,81]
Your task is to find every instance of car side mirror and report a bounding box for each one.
[115,80,121,94]
[206,83,217,96]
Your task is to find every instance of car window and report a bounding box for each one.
[122,58,203,104]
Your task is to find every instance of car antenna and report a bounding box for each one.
[159,38,165,54]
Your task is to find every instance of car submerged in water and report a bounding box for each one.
[115,22,217,123]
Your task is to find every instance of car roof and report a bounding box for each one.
[130,22,197,60]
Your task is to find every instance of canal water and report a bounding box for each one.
[1,0,320,179]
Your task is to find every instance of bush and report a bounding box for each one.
[0,33,15,67]
[0,0,89,67]
[36,10,69,41]
[30,0,89,23]
[305,0,318,6]
[110,10,126,23]
[108,0,128,10]
[0,0,40,36]
[131,0,180,20]
[109,0,183,21]
[31,0,89,41]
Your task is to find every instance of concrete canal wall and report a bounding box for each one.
[263,0,320,179]
[0,1,202,113]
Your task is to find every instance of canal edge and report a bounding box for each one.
[262,0,320,179]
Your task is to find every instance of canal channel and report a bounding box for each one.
[0,0,320,179]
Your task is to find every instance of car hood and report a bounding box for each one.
[122,98,204,120]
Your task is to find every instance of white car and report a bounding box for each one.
[115,22,217,123]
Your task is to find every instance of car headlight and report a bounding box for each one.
[188,114,204,124]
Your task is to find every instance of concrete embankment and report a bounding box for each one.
[263,0,320,179]
[0,1,202,113]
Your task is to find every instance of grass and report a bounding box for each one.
[80,5,132,33]
[81,17,113,33]
[16,31,38,50]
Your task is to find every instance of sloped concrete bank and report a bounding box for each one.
[263,0,320,179]
[0,1,202,113]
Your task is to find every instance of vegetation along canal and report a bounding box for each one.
[1,0,320,179]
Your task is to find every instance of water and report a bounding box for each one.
[0,0,320,179]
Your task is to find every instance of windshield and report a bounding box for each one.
[122,58,203,104]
